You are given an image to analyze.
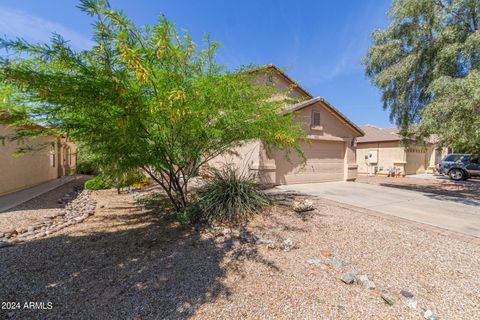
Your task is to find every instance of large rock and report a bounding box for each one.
[292,199,315,212]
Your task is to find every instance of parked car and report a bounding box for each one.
[437,154,480,181]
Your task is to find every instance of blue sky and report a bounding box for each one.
[0,0,393,127]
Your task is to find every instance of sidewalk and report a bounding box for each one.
[0,176,76,212]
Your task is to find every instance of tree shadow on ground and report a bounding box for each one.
[0,203,273,319]
[377,181,480,206]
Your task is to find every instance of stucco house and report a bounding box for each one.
[208,65,364,185]
[356,125,448,176]
[0,120,77,196]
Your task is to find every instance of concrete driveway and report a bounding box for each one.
[277,181,480,237]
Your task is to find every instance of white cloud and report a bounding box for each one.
[0,7,94,49]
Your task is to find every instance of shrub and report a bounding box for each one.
[84,176,110,190]
[174,209,195,227]
[131,177,153,188]
[75,160,98,175]
[194,167,271,224]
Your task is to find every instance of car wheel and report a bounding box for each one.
[449,168,465,181]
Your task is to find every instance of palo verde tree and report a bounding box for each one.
[0,0,304,211]
[364,0,480,152]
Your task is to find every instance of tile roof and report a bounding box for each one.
[356,125,402,143]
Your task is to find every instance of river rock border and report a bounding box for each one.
[0,190,96,248]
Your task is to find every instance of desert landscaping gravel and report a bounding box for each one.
[1,186,479,319]
[0,177,89,235]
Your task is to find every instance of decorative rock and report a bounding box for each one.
[404,298,417,309]
[281,238,294,251]
[0,189,96,247]
[5,229,17,236]
[354,274,376,289]
[362,280,376,290]
[381,293,395,305]
[267,243,276,250]
[292,199,315,212]
[256,239,274,245]
[306,258,322,266]
[341,273,355,284]
[424,310,438,320]
[400,290,414,298]
[320,249,334,257]
[332,258,349,268]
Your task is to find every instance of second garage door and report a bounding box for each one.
[273,140,345,184]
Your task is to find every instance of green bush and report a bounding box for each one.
[174,209,195,227]
[75,160,98,175]
[194,167,271,224]
[84,176,111,190]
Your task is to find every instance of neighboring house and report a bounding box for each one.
[0,122,77,196]
[356,125,448,176]
[208,65,364,185]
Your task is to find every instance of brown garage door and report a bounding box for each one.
[405,148,426,174]
[273,140,345,184]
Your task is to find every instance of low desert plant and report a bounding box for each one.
[194,166,271,224]
[84,176,110,190]
[174,209,196,227]
[75,160,98,175]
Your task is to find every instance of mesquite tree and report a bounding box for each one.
[0,0,303,211]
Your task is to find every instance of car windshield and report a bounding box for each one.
[443,154,464,162]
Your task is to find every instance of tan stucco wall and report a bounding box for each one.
[356,141,405,175]
[208,101,360,184]
[254,70,309,102]
[0,124,59,196]
[206,140,263,177]
[425,146,449,173]
[357,141,448,175]
[58,139,78,176]
[291,101,358,181]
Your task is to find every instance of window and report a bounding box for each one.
[443,154,463,162]
[312,111,321,127]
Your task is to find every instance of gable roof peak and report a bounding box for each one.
[251,64,313,99]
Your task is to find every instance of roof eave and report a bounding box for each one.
[284,97,364,137]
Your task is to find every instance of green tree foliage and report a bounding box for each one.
[364,0,480,152]
[0,0,304,211]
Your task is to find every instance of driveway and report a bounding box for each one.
[277,181,480,237]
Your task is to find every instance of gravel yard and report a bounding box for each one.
[1,187,479,319]
[356,175,480,201]
[0,177,89,235]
